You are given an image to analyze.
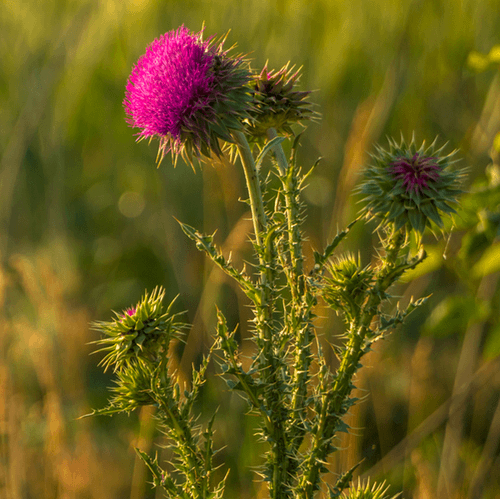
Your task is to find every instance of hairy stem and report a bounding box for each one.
[267,127,304,292]
[158,399,204,497]
[266,127,288,176]
[266,129,313,483]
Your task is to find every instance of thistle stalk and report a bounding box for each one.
[265,129,313,466]
[300,230,408,498]
[157,399,204,495]
[232,130,268,244]
[233,128,289,499]
[266,127,288,176]
[267,127,304,294]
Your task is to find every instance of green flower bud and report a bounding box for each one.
[245,63,317,138]
[340,479,399,499]
[91,287,185,372]
[358,135,465,235]
[323,253,374,321]
[109,359,157,412]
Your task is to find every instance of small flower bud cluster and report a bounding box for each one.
[323,253,374,322]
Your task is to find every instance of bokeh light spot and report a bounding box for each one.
[118,191,145,218]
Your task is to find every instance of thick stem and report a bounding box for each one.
[232,130,267,248]
[267,128,312,465]
[267,128,304,295]
[233,130,289,499]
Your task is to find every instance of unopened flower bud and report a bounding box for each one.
[245,63,316,139]
[358,136,465,234]
[91,287,184,372]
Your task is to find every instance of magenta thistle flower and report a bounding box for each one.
[124,26,252,165]
[358,135,465,234]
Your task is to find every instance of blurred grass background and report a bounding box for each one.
[1,0,500,498]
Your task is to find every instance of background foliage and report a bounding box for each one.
[1,0,499,498]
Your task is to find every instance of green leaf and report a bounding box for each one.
[328,462,361,498]
[255,135,286,170]
[177,219,260,304]
[313,217,360,271]
[135,449,183,495]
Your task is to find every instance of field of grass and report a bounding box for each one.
[1,1,500,497]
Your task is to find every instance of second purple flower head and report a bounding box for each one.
[358,135,465,235]
[124,26,252,165]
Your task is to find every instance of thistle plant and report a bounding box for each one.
[86,25,465,499]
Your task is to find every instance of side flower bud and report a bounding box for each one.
[358,135,465,235]
[245,63,317,139]
[91,287,185,372]
[340,478,399,499]
[322,253,374,322]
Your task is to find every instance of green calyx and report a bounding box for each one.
[245,62,317,139]
[358,135,465,235]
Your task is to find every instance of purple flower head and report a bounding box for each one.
[389,153,441,195]
[124,26,252,166]
[358,135,465,235]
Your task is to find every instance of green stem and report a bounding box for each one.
[267,127,312,464]
[266,127,287,176]
[232,130,288,499]
[267,128,303,295]
[158,400,203,497]
[232,130,267,248]
[300,230,406,498]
